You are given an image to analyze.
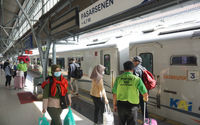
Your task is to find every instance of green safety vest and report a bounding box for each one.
[112,72,147,104]
[17,63,27,72]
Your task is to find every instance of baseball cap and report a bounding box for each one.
[132,56,142,62]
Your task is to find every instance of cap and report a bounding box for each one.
[132,56,142,62]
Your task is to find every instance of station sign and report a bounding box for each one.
[25,50,33,54]
[79,0,144,28]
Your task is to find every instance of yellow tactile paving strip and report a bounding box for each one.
[77,91,184,125]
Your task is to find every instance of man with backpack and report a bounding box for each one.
[132,56,149,118]
[68,58,82,95]
[112,61,148,125]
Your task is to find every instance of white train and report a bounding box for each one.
[30,24,200,124]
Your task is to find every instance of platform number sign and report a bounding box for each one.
[188,70,199,80]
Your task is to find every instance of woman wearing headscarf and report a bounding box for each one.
[90,64,109,125]
[41,65,71,125]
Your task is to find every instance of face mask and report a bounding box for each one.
[54,72,61,77]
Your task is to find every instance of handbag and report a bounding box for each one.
[60,95,67,109]
[64,106,76,125]
[38,114,50,125]
[103,104,114,125]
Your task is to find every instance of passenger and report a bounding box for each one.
[42,65,71,125]
[112,61,148,125]
[132,56,149,118]
[4,61,12,88]
[90,64,109,125]
[17,59,28,81]
[68,58,80,95]
[3,60,9,70]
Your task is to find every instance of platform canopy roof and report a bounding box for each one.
[0,0,192,59]
[0,0,25,55]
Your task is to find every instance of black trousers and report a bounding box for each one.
[139,95,148,118]
[117,101,139,125]
[91,95,104,124]
[5,75,12,86]
[24,71,27,79]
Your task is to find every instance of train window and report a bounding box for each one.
[104,54,110,75]
[31,58,36,64]
[139,53,153,73]
[171,56,197,66]
[56,58,65,69]
[37,58,40,65]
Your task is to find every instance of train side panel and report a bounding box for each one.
[130,37,200,125]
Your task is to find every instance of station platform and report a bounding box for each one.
[0,69,93,125]
[0,69,184,125]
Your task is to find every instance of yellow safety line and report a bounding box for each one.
[78,93,184,125]
[78,94,93,102]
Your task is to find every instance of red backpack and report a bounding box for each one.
[142,69,156,90]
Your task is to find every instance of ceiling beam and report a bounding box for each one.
[0,25,9,37]
[5,16,19,26]
[15,0,39,50]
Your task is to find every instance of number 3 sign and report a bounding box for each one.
[188,70,199,80]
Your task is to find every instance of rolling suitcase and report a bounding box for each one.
[143,102,158,125]
[14,76,24,89]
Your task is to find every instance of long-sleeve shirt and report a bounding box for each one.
[43,81,70,110]
[133,64,145,79]
[90,79,107,100]
[43,83,61,110]
[5,66,11,76]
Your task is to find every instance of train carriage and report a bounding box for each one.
[129,29,200,125]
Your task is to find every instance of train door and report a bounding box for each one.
[133,43,162,111]
[101,48,118,99]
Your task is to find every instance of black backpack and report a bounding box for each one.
[73,65,83,79]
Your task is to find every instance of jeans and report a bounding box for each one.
[140,95,148,118]
[91,96,104,124]
[117,101,139,125]
[5,75,12,86]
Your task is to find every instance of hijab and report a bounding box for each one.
[90,64,105,84]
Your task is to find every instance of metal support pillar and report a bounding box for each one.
[1,40,8,47]
[52,42,56,64]
[42,0,44,15]
[42,38,51,79]
[21,49,24,55]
